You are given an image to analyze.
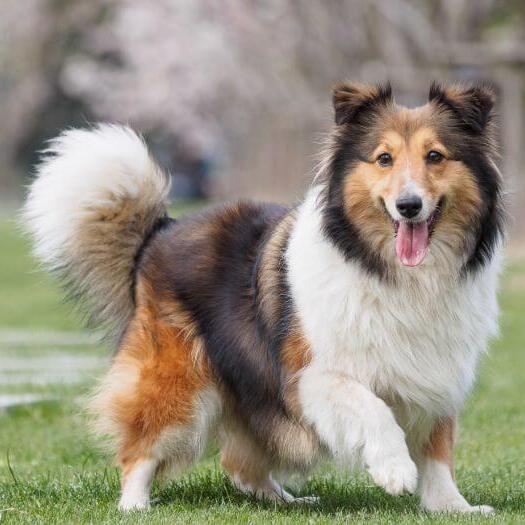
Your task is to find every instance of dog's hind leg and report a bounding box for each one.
[116,387,220,511]
[89,301,221,511]
[220,421,317,504]
[119,457,158,510]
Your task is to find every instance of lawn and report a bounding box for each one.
[0,208,524,524]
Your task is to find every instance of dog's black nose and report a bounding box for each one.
[396,195,423,219]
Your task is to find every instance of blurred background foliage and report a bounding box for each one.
[1,0,524,238]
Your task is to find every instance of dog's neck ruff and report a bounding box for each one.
[286,186,501,419]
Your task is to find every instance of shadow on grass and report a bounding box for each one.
[156,469,416,516]
[155,467,524,516]
[2,462,523,518]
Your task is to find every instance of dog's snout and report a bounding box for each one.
[396,195,422,219]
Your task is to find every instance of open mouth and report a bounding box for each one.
[391,198,444,267]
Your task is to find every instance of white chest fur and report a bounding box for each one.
[287,188,501,419]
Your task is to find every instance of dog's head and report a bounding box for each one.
[320,81,504,279]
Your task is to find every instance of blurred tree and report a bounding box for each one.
[0,0,524,232]
[0,0,107,197]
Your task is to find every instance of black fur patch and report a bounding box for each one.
[132,215,175,298]
[333,82,393,126]
[321,82,394,281]
[429,81,495,135]
[322,150,389,280]
[138,202,296,456]
[429,82,504,274]
[461,153,504,274]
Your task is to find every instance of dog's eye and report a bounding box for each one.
[427,150,444,164]
[377,153,393,167]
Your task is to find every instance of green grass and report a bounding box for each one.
[0,209,524,524]
[0,218,80,331]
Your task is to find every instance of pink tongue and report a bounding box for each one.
[395,221,429,267]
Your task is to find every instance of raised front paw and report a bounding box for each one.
[368,453,418,496]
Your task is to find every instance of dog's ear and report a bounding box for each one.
[429,82,495,134]
[332,82,393,126]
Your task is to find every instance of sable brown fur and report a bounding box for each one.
[91,201,320,477]
[89,278,213,461]
[424,417,456,475]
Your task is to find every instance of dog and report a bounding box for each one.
[23,81,505,512]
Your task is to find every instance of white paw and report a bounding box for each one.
[469,505,494,514]
[118,497,150,512]
[422,498,494,514]
[434,504,495,514]
[368,454,418,496]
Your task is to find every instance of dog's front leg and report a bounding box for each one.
[298,367,417,495]
[419,417,493,513]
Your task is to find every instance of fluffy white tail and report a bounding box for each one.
[22,124,170,341]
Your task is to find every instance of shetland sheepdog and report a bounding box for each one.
[23,82,505,512]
